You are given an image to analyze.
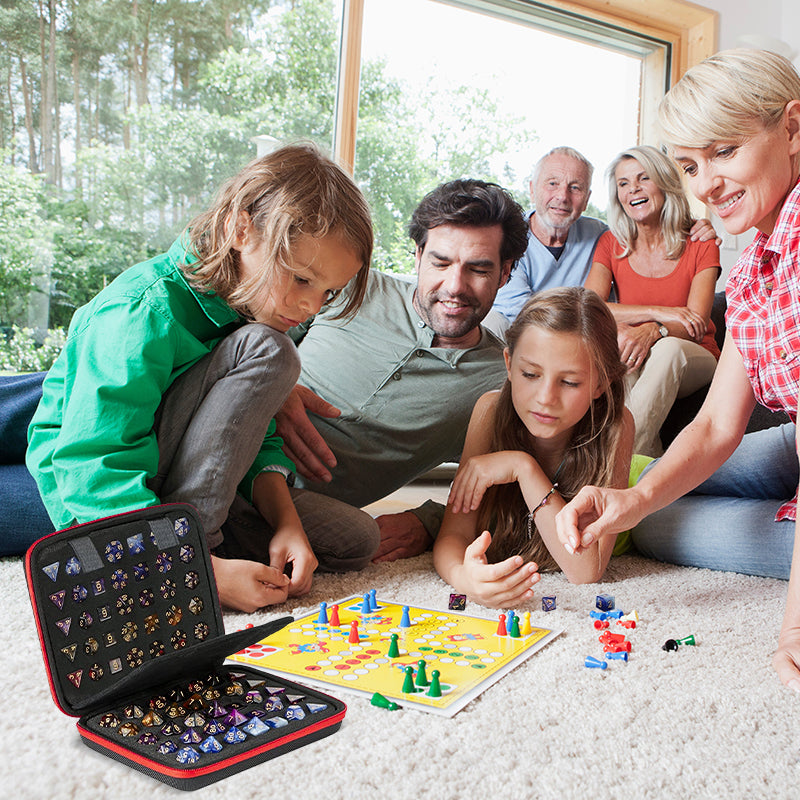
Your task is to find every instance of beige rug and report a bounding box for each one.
[4,541,798,800]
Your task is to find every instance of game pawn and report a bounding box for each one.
[427,670,442,698]
[401,665,416,694]
[387,633,400,659]
[329,604,340,627]
[415,659,429,688]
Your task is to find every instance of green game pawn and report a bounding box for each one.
[415,658,429,687]
[509,614,521,638]
[426,670,442,698]
[401,665,416,694]
[387,633,400,659]
[371,692,400,711]
[677,634,697,646]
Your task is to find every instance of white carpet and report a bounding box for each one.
[4,550,798,800]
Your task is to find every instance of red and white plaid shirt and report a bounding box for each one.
[726,179,800,521]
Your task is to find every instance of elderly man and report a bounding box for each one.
[276,179,528,562]
[486,146,717,334]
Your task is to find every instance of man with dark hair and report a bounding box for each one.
[277,179,528,561]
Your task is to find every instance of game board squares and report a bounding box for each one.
[42,562,59,582]
[55,617,72,636]
[61,644,77,662]
[49,589,66,609]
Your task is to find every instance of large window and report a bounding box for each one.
[354,0,653,270]
[0,0,715,370]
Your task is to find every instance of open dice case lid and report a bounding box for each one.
[25,504,346,790]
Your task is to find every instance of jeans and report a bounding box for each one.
[631,422,797,579]
[0,372,53,555]
[0,329,379,568]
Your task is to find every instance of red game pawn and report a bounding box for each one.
[348,620,360,644]
[329,604,340,627]
[496,613,507,636]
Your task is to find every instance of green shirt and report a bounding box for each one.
[27,237,294,530]
[291,270,509,526]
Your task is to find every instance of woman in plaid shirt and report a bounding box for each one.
[556,48,800,691]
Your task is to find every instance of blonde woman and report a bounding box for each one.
[585,145,721,456]
[556,49,800,691]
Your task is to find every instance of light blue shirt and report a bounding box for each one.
[492,212,608,322]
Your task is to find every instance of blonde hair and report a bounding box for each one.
[606,145,692,260]
[184,143,373,320]
[480,287,627,570]
[659,48,800,148]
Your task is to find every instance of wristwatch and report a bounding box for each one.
[657,324,669,338]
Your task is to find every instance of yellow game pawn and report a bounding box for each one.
[521,611,532,637]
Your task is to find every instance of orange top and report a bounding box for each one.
[594,231,721,358]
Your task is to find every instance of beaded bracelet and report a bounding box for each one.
[526,483,559,539]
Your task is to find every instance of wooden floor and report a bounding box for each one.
[362,478,451,517]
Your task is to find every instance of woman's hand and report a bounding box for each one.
[556,485,647,555]
[452,530,540,608]
[448,451,534,514]
[774,625,800,692]
[618,324,658,372]
[655,306,707,341]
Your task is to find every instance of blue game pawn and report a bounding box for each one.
[584,655,608,669]
[369,589,378,612]
[360,593,371,614]
[316,601,328,625]
[400,605,411,628]
[506,610,516,636]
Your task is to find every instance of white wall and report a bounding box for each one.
[695,0,799,277]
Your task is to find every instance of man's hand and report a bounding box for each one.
[372,511,433,562]
[689,217,722,246]
[275,385,339,482]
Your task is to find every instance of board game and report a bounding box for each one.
[229,595,561,717]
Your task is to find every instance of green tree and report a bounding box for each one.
[0,162,50,324]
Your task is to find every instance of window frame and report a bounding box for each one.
[333,0,718,171]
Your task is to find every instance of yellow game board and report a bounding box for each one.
[228,595,561,717]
